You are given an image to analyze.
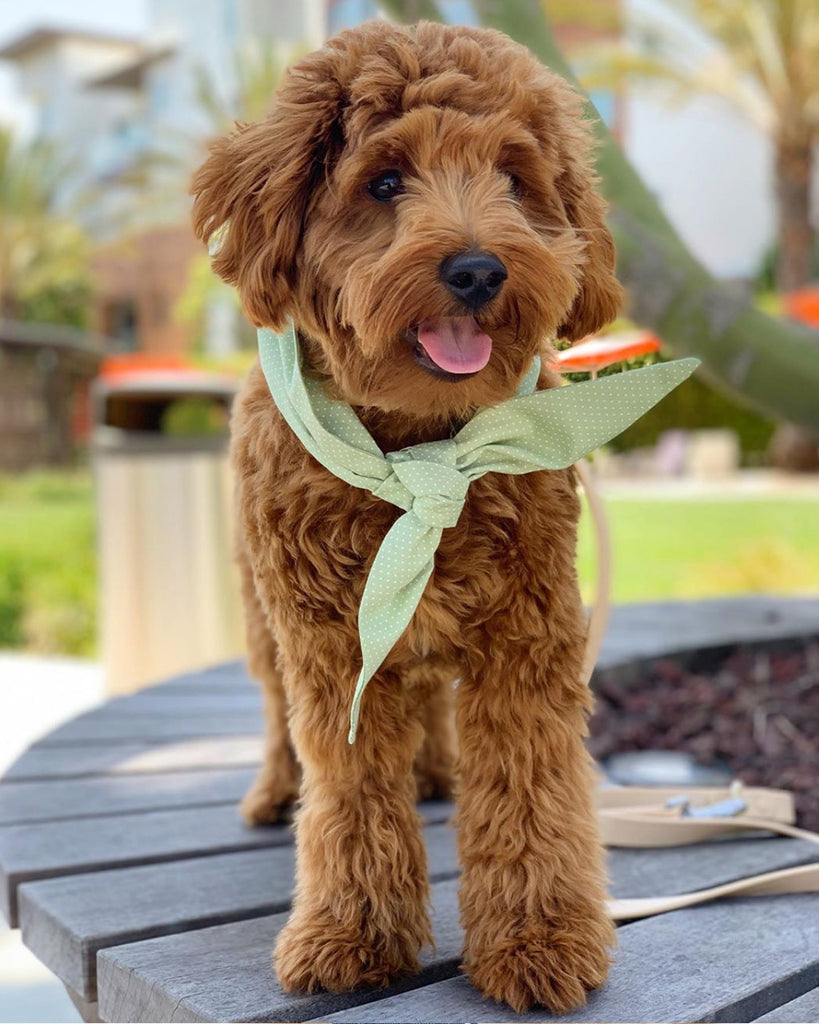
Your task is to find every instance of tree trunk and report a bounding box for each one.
[470,0,819,435]
[774,135,815,293]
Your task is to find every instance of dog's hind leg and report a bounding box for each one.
[405,662,457,801]
[237,545,300,826]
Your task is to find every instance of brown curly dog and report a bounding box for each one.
[192,19,622,1014]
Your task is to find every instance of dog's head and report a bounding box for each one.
[192,21,621,420]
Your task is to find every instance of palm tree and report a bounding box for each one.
[191,41,301,138]
[583,0,819,293]
[0,128,91,325]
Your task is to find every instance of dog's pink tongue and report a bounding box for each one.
[417,317,492,374]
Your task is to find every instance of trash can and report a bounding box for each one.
[92,355,244,694]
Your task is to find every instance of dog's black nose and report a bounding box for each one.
[441,251,507,310]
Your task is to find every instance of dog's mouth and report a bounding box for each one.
[405,317,493,381]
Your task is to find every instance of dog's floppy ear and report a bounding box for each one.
[529,75,623,341]
[554,154,623,342]
[191,52,343,327]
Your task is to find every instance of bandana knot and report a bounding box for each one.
[387,448,467,529]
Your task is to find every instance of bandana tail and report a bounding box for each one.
[347,514,442,743]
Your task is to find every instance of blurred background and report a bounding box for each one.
[0,0,817,1019]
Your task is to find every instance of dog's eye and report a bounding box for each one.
[368,170,404,202]
[508,174,523,199]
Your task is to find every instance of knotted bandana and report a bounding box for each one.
[258,321,698,742]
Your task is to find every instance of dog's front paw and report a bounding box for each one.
[466,927,612,1014]
[275,913,420,993]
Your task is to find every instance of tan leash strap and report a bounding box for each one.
[608,862,819,922]
[600,809,817,848]
[597,782,819,921]
[596,783,795,822]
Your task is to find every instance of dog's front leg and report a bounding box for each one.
[274,654,432,993]
[457,627,614,1013]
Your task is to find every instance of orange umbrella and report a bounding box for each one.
[554,330,661,378]
[784,287,819,329]
[99,352,196,381]
[98,352,237,391]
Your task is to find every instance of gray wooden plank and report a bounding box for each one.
[604,837,819,900]
[597,596,819,670]
[34,714,263,745]
[1,736,265,783]
[99,693,262,716]
[754,987,819,1022]
[317,895,819,1024]
[94,844,819,1024]
[97,878,465,1024]
[18,819,457,1001]
[0,803,284,927]
[20,847,295,1003]
[138,662,255,693]
[41,835,814,1009]
[66,985,101,1024]
[0,767,257,826]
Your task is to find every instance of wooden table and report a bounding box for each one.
[2,597,819,1024]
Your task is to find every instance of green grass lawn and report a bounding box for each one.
[1,470,817,657]
[0,471,96,656]
[577,495,819,603]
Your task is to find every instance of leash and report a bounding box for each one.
[597,782,819,921]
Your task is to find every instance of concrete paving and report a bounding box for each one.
[0,655,103,1024]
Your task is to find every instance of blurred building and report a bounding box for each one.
[0,3,329,357]
[0,0,622,359]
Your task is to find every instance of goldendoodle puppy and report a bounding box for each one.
[192,19,622,1013]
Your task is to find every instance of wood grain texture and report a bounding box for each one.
[0,767,257,825]
[97,879,465,1024]
[98,693,262,717]
[316,895,819,1024]
[596,596,819,670]
[96,880,466,1024]
[1,736,265,783]
[16,816,456,1000]
[605,836,819,899]
[0,804,285,926]
[66,984,101,1024]
[137,662,255,693]
[137,659,253,692]
[35,714,263,745]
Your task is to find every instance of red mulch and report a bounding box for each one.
[589,641,819,831]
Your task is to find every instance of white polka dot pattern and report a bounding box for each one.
[258,321,699,742]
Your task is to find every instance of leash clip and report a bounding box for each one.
[665,795,748,819]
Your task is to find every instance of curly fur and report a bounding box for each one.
[192,19,621,1013]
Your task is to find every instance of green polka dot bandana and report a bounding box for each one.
[258,322,698,742]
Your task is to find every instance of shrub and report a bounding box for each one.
[0,553,25,647]
[0,470,97,657]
